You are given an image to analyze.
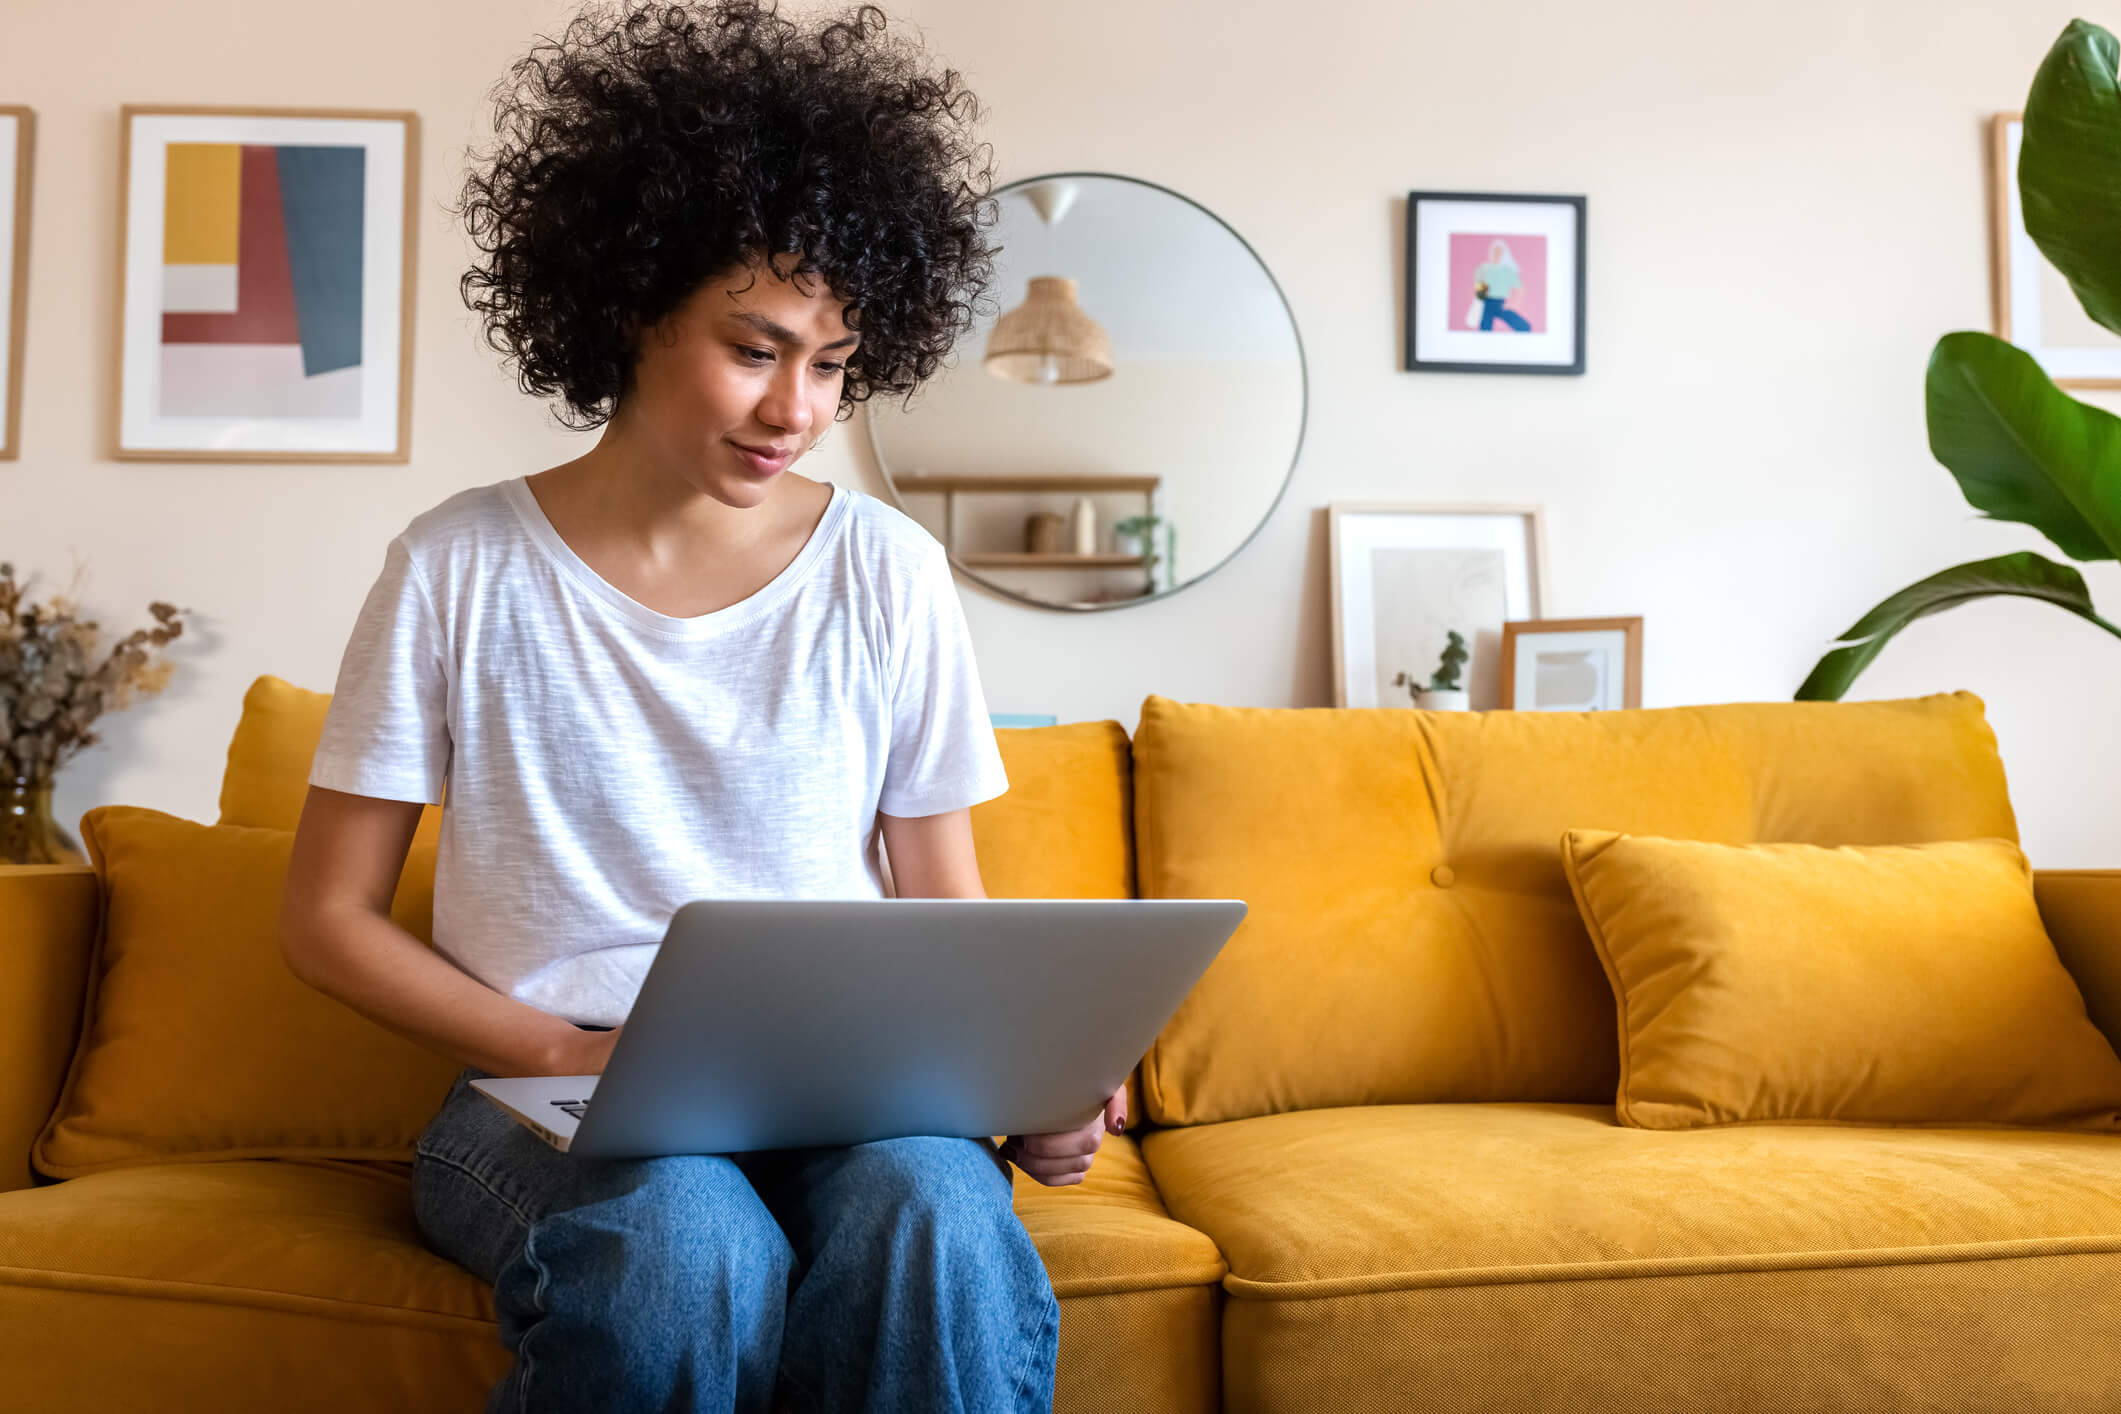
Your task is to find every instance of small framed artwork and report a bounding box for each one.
[1,106,33,460]
[112,105,420,461]
[1500,616,1642,711]
[1328,501,1550,709]
[1991,112,2121,388]
[1404,191,1586,375]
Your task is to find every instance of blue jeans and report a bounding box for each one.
[1480,296,1531,331]
[409,1029,1059,1414]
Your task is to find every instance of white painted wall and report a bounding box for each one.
[10,0,2118,864]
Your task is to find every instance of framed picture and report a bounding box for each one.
[1500,616,1642,711]
[1327,501,1550,709]
[1,106,32,460]
[1404,191,1586,375]
[112,105,419,461]
[1990,112,2121,388]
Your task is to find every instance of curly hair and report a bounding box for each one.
[451,0,1001,431]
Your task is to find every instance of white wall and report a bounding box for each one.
[10,0,2119,864]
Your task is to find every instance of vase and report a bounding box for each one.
[2,774,85,866]
[1070,496,1097,555]
[1415,688,1471,712]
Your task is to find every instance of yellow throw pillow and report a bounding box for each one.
[32,806,459,1178]
[1560,829,2121,1132]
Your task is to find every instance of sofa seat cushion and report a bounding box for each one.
[1011,1130,1227,1298]
[0,1159,506,1411]
[1014,1131,1229,1414]
[0,1141,1225,1414]
[1143,1103,2121,1413]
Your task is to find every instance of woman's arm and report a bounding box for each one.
[281,786,594,1077]
[880,806,1126,1186]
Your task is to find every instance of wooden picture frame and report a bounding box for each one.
[111,104,420,461]
[1988,111,2121,389]
[1404,191,1586,375]
[1327,501,1551,709]
[0,106,33,460]
[1499,616,1642,711]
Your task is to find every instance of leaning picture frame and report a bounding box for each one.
[1,106,33,460]
[1404,191,1586,375]
[1327,501,1550,710]
[1990,111,2121,389]
[111,104,420,461]
[1499,616,1643,711]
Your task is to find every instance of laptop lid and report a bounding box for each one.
[478,897,1245,1158]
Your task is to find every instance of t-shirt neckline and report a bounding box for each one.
[501,475,850,639]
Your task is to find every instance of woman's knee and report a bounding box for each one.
[834,1136,1021,1244]
[520,1154,797,1309]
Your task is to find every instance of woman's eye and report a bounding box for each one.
[738,346,772,362]
[816,362,845,375]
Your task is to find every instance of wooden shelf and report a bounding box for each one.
[895,474,1160,495]
[956,552,1148,569]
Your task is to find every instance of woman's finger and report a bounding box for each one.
[1015,1125,1103,1159]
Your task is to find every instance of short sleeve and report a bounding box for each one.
[307,534,453,805]
[878,543,1010,817]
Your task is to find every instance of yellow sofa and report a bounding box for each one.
[5,677,2121,1413]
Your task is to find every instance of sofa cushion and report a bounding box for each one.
[218,673,1151,1125]
[1142,1103,2121,1411]
[1012,1130,1228,1413]
[31,807,460,1178]
[220,673,444,848]
[1562,830,2121,1131]
[0,1159,507,1411]
[1131,691,2019,1127]
[0,1138,1223,1414]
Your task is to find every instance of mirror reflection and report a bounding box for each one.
[865,172,1307,611]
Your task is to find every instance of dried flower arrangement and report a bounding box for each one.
[2,560,189,864]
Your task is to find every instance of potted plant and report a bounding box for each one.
[1,562,189,865]
[1112,513,1162,561]
[1394,630,1471,711]
[1798,19,2121,699]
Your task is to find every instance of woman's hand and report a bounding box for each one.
[998,1085,1128,1187]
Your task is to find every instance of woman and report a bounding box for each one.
[278,3,1120,1410]
[1471,237,1533,332]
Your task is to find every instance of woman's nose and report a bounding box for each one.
[756,365,812,434]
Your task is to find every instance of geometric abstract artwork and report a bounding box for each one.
[115,107,418,460]
[1,106,32,460]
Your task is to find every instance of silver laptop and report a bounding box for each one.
[470,897,1246,1157]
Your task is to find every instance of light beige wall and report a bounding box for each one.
[9,0,2118,865]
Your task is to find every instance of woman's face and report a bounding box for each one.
[619,249,859,498]
[1488,241,1504,263]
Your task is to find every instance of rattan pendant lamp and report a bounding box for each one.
[984,180,1114,385]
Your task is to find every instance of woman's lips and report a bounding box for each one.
[731,441,789,476]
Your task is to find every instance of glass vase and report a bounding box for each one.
[2,774,85,866]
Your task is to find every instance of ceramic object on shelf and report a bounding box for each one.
[1415,688,1471,712]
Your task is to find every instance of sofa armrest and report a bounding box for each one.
[2037,869,2121,1057]
[0,865,97,1193]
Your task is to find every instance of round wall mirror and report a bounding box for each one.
[863,172,1308,612]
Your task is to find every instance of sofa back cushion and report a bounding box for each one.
[220,673,445,849]
[1131,690,2020,1128]
[220,675,1133,900]
[212,674,1146,1124]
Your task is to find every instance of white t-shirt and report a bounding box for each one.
[307,475,1010,1027]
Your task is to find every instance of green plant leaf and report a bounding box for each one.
[1926,331,2121,562]
[1795,551,2121,701]
[2021,20,2121,338]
